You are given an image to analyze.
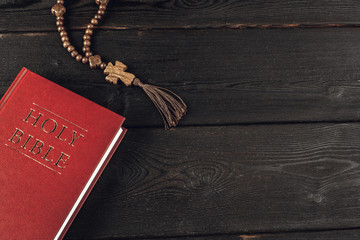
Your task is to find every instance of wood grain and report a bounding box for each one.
[124,229,360,240]
[2,29,360,127]
[3,0,360,33]
[64,123,360,239]
[3,1,360,239]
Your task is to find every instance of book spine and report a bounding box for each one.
[0,68,29,111]
[55,127,127,240]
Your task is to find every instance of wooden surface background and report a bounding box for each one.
[2,0,360,239]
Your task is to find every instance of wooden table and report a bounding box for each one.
[2,1,360,239]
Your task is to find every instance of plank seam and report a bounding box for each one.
[2,23,360,34]
[68,226,360,240]
[123,119,360,130]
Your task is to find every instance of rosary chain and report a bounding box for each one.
[51,0,187,129]
[51,0,109,69]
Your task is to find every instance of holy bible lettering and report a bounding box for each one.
[8,108,85,170]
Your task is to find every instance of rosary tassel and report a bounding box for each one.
[132,78,187,130]
[104,61,187,129]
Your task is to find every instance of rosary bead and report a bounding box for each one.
[85,29,93,35]
[58,26,65,32]
[71,50,78,58]
[99,5,107,11]
[82,57,89,64]
[100,62,107,70]
[76,55,83,62]
[97,10,105,15]
[96,0,109,5]
[67,45,75,53]
[84,40,91,47]
[56,20,63,26]
[82,46,90,53]
[85,51,93,57]
[51,4,66,17]
[94,14,102,20]
[63,41,70,48]
[57,0,65,4]
[61,36,69,42]
[83,35,91,41]
[87,24,94,29]
[91,18,99,25]
[89,55,102,69]
[60,31,67,37]
[56,17,64,21]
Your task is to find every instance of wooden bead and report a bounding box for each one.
[89,55,102,69]
[63,41,70,48]
[91,18,99,25]
[99,5,107,10]
[82,47,90,53]
[56,20,63,26]
[61,36,69,42]
[96,0,109,5]
[87,24,94,29]
[71,51,78,58]
[100,62,107,70]
[58,26,65,32]
[85,29,93,35]
[94,14,102,20]
[60,31,67,37]
[67,45,75,52]
[85,51,93,57]
[97,10,105,15]
[51,4,66,17]
[76,55,83,62]
[83,35,91,41]
[83,40,91,47]
[82,57,89,64]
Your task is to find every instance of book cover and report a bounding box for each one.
[0,68,126,239]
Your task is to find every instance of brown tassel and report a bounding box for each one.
[104,61,187,129]
[132,78,187,130]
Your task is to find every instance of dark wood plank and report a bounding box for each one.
[65,123,360,239]
[2,0,360,32]
[2,29,360,127]
[122,229,360,240]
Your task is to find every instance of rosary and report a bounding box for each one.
[51,0,187,129]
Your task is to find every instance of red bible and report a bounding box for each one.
[0,68,126,239]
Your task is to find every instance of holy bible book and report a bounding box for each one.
[0,68,126,239]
